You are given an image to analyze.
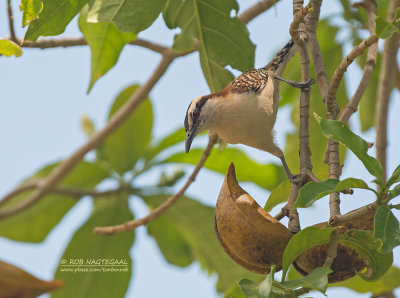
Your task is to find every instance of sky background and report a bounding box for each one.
[1,0,400,297]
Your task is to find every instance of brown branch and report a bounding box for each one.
[0,0,279,219]
[281,1,313,234]
[330,202,378,225]
[93,132,218,235]
[7,0,17,42]
[0,51,177,220]
[0,180,131,207]
[375,0,400,184]
[340,0,378,124]
[394,60,400,90]
[238,0,281,24]
[305,0,330,100]
[18,37,168,54]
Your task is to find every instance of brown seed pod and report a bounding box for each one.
[214,163,293,274]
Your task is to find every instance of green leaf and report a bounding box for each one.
[373,206,400,254]
[163,0,255,92]
[281,267,332,294]
[264,181,291,212]
[331,266,400,294]
[388,184,400,200]
[375,16,399,39]
[394,7,400,21]
[53,195,134,298]
[237,267,274,298]
[104,85,153,174]
[20,0,43,27]
[283,20,348,180]
[159,147,286,190]
[0,40,23,57]
[24,0,88,41]
[281,227,334,281]
[339,230,393,281]
[315,115,383,181]
[142,194,263,291]
[145,127,186,163]
[295,178,374,208]
[79,7,136,92]
[385,164,400,190]
[0,161,108,242]
[224,284,246,298]
[87,0,165,34]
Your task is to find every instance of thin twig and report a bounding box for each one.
[0,180,132,207]
[340,0,378,124]
[93,132,218,235]
[375,0,400,184]
[7,0,17,42]
[238,0,281,24]
[18,37,168,54]
[326,34,379,120]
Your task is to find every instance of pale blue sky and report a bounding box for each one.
[0,0,399,297]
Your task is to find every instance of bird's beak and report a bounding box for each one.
[185,124,198,153]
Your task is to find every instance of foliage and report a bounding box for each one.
[2,0,400,297]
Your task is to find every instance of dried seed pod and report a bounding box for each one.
[294,210,375,283]
[214,163,292,274]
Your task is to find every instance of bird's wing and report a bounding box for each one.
[230,68,269,94]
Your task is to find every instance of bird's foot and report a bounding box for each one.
[274,75,315,89]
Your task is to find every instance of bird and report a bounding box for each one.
[184,39,314,182]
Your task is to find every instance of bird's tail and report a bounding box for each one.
[265,39,297,74]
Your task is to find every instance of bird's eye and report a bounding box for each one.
[193,110,200,118]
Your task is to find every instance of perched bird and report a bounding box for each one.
[184,40,314,181]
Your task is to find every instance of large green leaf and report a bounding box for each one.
[20,0,43,27]
[79,7,136,92]
[375,16,400,39]
[0,161,108,242]
[87,0,165,34]
[388,184,400,200]
[385,164,400,190]
[53,195,134,297]
[143,194,263,292]
[282,20,348,179]
[163,0,255,92]
[332,266,400,294]
[24,0,88,41]
[104,85,153,174]
[0,40,23,57]
[281,227,334,281]
[264,180,291,212]
[159,147,286,190]
[315,115,383,181]
[295,178,375,209]
[373,206,400,254]
[339,230,393,282]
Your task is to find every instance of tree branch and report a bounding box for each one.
[375,0,400,183]
[330,202,378,225]
[238,0,281,24]
[281,1,313,234]
[93,132,218,235]
[7,0,17,42]
[18,37,169,54]
[0,0,283,219]
[340,0,378,124]
[0,50,177,220]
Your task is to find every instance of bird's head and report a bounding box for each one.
[184,94,215,153]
